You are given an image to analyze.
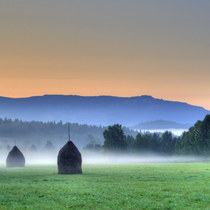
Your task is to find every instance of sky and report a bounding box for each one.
[0,0,210,109]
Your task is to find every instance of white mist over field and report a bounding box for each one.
[82,152,209,164]
[0,150,209,165]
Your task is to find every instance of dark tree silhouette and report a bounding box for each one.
[103,124,128,151]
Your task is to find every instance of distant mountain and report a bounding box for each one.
[131,120,193,130]
[0,95,209,126]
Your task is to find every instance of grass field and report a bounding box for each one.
[0,163,209,209]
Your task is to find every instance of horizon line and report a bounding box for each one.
[0,94,209,111]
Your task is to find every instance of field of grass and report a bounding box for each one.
[0,163,209,209]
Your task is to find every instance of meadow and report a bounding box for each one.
[0,163,209,209]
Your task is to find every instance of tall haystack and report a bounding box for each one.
[6,146,25,167]
[57,141,82,174]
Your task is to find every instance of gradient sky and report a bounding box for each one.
[0,0,210,109]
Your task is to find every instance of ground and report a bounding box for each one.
[0,163,209,209]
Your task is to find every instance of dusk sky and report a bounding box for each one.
[0,0,210,109]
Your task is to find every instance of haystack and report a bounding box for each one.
[6,146,25,167]
[57,141,82,174]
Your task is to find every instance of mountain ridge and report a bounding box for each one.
[0,94,208,110]
[0,95,209,126]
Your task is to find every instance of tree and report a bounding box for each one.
[160,131,175,154]
[30,145,37,152]
[44,141,55,151]
[86,134,96,143]
[176,115,210,155]
[125,135,135,152]
[103,124,128,151]
[150,133,160,152]
[133,133,159,152]
[200,115,210,154]
[133,133,143,151]
[83,141,102,152]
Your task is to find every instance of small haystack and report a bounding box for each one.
[57,141,82,174]
[6,146,25,167]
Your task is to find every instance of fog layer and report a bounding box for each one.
[0,150,209,165]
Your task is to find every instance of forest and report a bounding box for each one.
[0,118,137,150]
[0,115,209,156]
[94,115,210,156]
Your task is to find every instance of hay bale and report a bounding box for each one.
[6,146,25,167]
[57,141,82,174]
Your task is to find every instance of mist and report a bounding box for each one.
[140,129,187,136]
[0,149,209,165]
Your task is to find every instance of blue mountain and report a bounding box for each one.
[0,95,209,126]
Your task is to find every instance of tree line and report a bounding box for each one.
[0,118,137,149]
[0,115,209,155]
[102,115,210,155]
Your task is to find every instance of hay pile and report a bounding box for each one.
[57,141,82,174]
[6,146,25,167]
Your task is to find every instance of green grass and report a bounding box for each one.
[0,163,209,209]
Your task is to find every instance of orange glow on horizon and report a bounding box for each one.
[0,77,209,110]
[0,1,209,110]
